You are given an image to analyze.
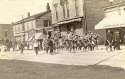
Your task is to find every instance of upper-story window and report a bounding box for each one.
[22,23,25,31]
[62,4,66,18]
[44,20,51,27]
[5,30,8,36]
[54,4,58,21]
[14,26,17,33]
[66,2,70,18]
[75,0,79,16]
[18,24,20,32]
[61,0,69,19]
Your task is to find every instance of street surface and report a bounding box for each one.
[0,59,125,79]
[0,45,125,69]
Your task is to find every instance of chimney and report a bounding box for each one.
[46,3,50,11]
[28,12,30,17]
[109,0,113,5]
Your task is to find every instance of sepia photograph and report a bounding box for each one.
[0,0,125,79]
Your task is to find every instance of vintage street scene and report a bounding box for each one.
[0,0,125,79]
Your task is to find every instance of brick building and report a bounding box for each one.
[52,0,112,44]
[0,24,14,45]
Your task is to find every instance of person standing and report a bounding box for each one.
[67,27,76,53]
[20,42,24,54]
[49,38,54,55]
[33,40,39,55]
[113,31,121,50]
[106,30,113,51]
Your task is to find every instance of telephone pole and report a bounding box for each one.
[83,0,87,33]
[22,15,25,42]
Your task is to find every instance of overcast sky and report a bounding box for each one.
[0,0,52,24]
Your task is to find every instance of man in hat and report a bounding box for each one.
[33,40,39,55]
[20,42,24,54]
[106,30,113,51]
[113,31,121,50]
[67,27,76,52]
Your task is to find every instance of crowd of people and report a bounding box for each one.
[105,30,121,51]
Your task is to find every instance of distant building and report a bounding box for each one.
[13,3,52,50]
[95,0,125,44]
[52,0,114,44]
[0,24,13,45]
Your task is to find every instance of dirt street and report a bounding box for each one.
[0,59,125,79]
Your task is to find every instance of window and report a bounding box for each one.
[54,5,58,20]
[5,39,9,43]
[0,40,2,44]
[44,20,51,27]
[18,25,20,32]
[22,23,25,31]
[49,20,51,26]
[27,22,29,30]
[5,31,8,36]
[62,4,66,18]
[66,2,69,18]
[55,6,58,20]
[14,26,16,33]
[75,0,79,16]
[44,20,48,27]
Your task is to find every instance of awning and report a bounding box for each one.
[58,18,82,25]
[35,33,43,40]
[95,15,125,29]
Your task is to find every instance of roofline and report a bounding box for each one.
[103,2,125,10]
[13,10,51,25]
[0,23,11,25]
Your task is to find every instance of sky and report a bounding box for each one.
[0,0,52,24]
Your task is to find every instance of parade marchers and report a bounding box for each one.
[15,27,121,55]
[1,28,121,55]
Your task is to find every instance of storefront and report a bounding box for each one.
[54,17,83,37]
[95,15,125,44]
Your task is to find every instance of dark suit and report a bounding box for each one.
[106,32,113,51]
[113,33,120,50]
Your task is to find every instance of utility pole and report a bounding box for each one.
[83,0,87,33]
[22,15,25,42]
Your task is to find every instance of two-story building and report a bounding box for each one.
[52,0,112,44]
[13,3,52,50]
[95,0,125,44]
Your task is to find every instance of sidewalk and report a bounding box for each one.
[0,45,125,69]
